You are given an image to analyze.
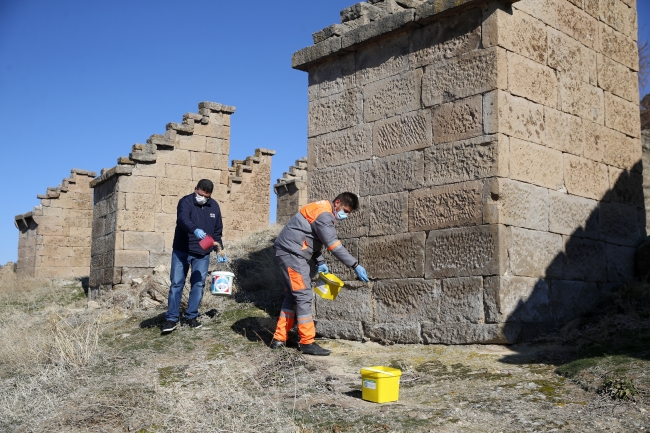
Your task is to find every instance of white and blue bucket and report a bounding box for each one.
[211,271,234,295]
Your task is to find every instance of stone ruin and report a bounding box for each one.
[294,0,644,343]
[274,157,309,224]
[14,169,96,278]
[89,101,275,293]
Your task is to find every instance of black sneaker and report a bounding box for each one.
[270,340,286,350]
[299,342,331,356]
[161,320,178,333]
[185,318,202,329]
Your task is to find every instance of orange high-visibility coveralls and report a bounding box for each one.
[273,200,358,345]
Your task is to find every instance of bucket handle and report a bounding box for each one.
[362,368,396,377]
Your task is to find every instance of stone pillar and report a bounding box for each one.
[274,157,308,225]
[294,0,643,344]
[88,102,276,293]
[15,169,96,279]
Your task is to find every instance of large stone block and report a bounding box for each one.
[156,178,194,197]
[313,125,372,169]
[408,181,483,231]
[117,175,156,194]
[315,282,372,322]
[192,167,221,183]
[368,192,408,236]
[123,231,165,253]
[424,134,508,186]
[484,276,551,323]
[604,92,641,138]
[600,126,642,171]
[176,135,206,152]
[563,155,609,200]
[373,279,440,322]
[438,277,484,323]
[543,107,584,156]
[563,237,608,282]
[359,232,426,279]
[360,151,423,196]
[509,138,563,190]
[309,52,356,100]
[608,167,644,207]
[482,5,547,64]
[597,54,639,103]
[598,0,638,39]
[508,227,563,278]
[363,322,421,344]
[433,95,483,144]
[484,91,544,144]
[599,201,641,247]
[507,51,557,107]
[556,0,599,49]
[550,280,599,323]
[125,193,161,213]
[363,69,422,122]
[114,250,150,268]
[409,8,482,68]
[334,198,370,239]
[116,211,154,232]
[425,224,506,278]
[421,323,519,344]
[484,178,549,231]
[558,75,604,124]
[156,149,191,166]
[599,22,639,71]
[355,33,409,86]
[315,319,364,341]
[308,90,362,137]
[422,47,506,106]
[606,243,636,282]
[165,164,192,180]
[547,28,597,85]
[308,163,360,202]
[191,152,227,170]
[373,110,431,157]
[206,137,228,154]
[549,191,599,239]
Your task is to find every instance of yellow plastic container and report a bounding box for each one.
[314,272,344,300]
[360,366,402,403]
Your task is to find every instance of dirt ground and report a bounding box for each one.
[3,284,648,433]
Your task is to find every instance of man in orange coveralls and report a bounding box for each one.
[270,192,369,356]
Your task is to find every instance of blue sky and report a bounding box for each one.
[0,0,648,265]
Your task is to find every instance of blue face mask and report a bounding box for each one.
[336,209,348,220]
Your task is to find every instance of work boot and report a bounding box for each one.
[161,320,178,333]
[270,340,286,350]
[299,342,331,356]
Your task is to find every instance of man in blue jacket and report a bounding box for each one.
[162,179,226,333]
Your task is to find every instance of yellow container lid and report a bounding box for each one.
[360,366,402,378]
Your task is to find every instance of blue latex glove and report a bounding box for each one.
[217,253,228,263]
[317,262,329,274]
[194,228,206,240]
[354,264,369,282]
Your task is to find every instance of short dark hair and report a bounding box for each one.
[196,179,214,194]
[334,192,359,210]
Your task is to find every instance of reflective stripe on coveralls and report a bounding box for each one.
[272,250,316,345]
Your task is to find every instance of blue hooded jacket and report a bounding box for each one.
[172,193,223,256]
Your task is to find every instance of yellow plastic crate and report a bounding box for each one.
[360,366,402,403]
[314,272,344,300]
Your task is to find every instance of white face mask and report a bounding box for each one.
[195,194,208,205]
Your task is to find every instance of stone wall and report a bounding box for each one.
[294,0,643,344]
[89,102,275,292]
[15,169,96,278]
[274,157,308,224]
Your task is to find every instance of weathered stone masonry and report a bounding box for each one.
[15,169,96,278]
[89,101,275,292]
[274,157,308,225]
[295,0,643,344]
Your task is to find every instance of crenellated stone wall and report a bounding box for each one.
[273,157,308,225]
[89,102,275,293]
[15,169,96,278]
[295,0,643,344]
